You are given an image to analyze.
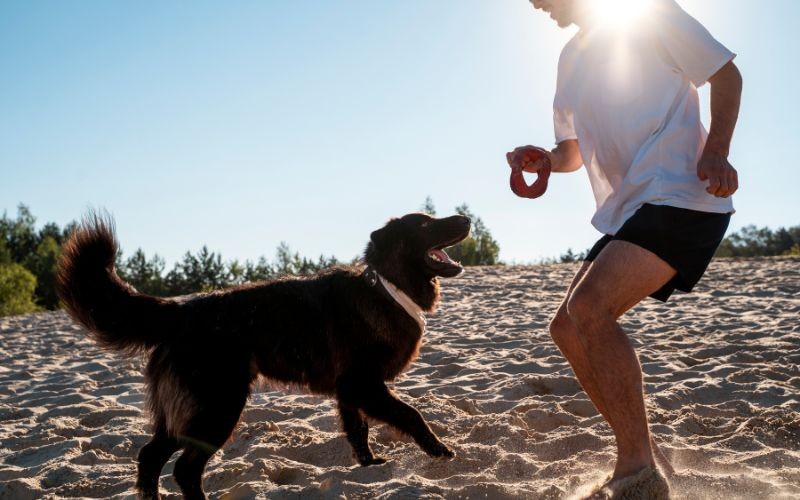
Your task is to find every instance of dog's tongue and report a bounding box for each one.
[429,249,456,265]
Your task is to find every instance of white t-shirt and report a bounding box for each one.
[553,0,736,235]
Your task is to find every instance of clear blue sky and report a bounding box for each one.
[2,1,797,266]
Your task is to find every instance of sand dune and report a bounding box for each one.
[1,257,798,499]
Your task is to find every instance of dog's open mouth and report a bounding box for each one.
[427,247,460,269]
[425,233,468,276]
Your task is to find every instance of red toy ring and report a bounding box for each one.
[509,147,551,199]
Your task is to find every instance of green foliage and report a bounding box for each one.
[241,257,276,283]
[164,246,228,295]
[0,263,41,316]
[420,196,437,216]
[450,204,500,266]
[39,222,65,246]
[559,248,587,263]
[25,236,61,309]
[226,259,247,285]
[0,201,502,314]
[274,242,339,276]
[1,205,39,263]
[418,198,501,266]
[715,224,800,257]
[0,206,63,309]
[112,242,340,298]
[0,238,11,265]
[0,204,348,310]
[117,249,168,296]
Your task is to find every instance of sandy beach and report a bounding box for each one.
[1,257,798,499]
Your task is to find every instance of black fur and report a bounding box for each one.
[56,212,470,500]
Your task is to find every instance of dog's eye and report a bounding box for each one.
[420,222,430,228]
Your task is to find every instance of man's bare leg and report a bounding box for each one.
[549,262,675,475]
[561,241,676,479]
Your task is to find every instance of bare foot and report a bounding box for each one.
[584,466,670,500]
[651,436,675,476]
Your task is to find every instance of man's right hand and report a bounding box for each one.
[506,146,552,173]
[508,140,583,174]
[507,145,552,199]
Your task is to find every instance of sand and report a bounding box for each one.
[1,257,798,499]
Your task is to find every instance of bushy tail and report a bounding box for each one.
[56,213,179,355]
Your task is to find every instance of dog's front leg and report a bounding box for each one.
[337,377,454,460]
[337,403,386,466]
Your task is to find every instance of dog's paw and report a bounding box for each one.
[425,441,455,459]
[358,456,388,467]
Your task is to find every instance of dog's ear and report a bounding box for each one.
[369,218,399,250]
[370,227,388,249]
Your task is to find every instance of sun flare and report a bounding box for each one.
[589,0,654,29]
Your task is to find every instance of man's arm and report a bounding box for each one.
[698,60,742,197]
[547,139,582,173]
[507,139,582,174]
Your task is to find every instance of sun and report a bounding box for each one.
[589,0,654,30]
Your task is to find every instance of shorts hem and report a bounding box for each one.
[582,203,731,303]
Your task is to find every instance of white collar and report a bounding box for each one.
[377,274,427,330]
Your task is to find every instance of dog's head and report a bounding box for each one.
[364,213,471,310]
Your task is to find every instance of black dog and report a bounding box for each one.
[56,212,470,499]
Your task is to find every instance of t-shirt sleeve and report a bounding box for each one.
[655,0,736,87]
[553,102,577,144]
[553,45,577,144]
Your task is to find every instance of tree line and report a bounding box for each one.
[6,202,791,318]
[420,197,501,267]
[0,205,346,317]
[714,225,800,258]
[557,224,800,263]
[0,200,501,317]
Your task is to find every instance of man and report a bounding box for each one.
[508,0,741,497]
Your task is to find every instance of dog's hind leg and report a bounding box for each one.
[136,418,180,500]
[173,445,216,500]
[172,390,249,500]
[337,402,386,466]
[337,377,454,460]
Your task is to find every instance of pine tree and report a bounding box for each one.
[24,236,61,309]
[450,204,500,266]
[118,249,168,296]
[421,196,437,216]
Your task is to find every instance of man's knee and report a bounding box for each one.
[549,307,576,347]
[566,286,614,329]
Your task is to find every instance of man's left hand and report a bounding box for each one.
[697,151,738,198]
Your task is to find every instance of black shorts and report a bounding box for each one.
[584,203,731,302]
